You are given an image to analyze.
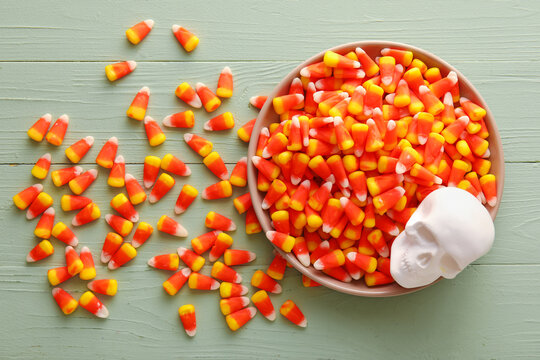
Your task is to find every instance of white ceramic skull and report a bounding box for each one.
[390,187,495,288]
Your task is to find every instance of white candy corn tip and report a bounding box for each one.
[95,305,109,319]
[147,256,158,267]
[114,155,125,163]
[333,116,343,126]
[139,86,150,95]
[395,162,407,175]
[81,246,90,254]
[43,207,55,215]
[251,156,261,166]
[247,306,257,318]
[297,253,310,268]
[488,197,497,207]
[162,115,173,127]
[100,252,111,264]
[171,24,180,32]
[144,19,155,29]
[297,318,308,328]
[144,116,155,124]
[51,287,61,297]
[313,259,324,270]
[226,222,236,232]
[195,82,205,91]
[177,247,188,257]
[346,252,356,262]
[272,283,282,294]
[65,245,74,254]
[418,135,428,145]
[222,66,232,74]
[108,261,119,270]
[185,329,196,337]
[264,310,277,322]
[187,95,202,108]
[26,253,36,262]
[234,273,243,283]
[183,133,193,143]
[127,61,137,71]
[261,147,272,159]
[41,153,52,161]
[355,47,366,54]
[372,107,382,116]
[387,120,396,131]
[124,173,135,182]
[418,85,430,95]
[88,168,98,178]
[148,194,158,204]
[105,214,113,223]
[339,197,349,208]
[203,120,213,131]
[174,205,186,215]
[308,129,317,137]
[299,67,311,78]
[42,113,52,123]
[58,114,69,123]
[33,183,44,193]
[109,136,119,145]
[239,285,249,295]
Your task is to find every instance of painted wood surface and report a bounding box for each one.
[1,0,539,358]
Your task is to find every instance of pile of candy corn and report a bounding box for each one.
[15,20,309,336]
[250,47,498,287]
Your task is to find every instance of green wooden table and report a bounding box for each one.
[1,1,539,358]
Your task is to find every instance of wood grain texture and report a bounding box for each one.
[1,0,540,358]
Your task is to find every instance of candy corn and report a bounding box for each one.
[480,174,497,207]
[212,261,242,283]
[105,214,133,237]
[225,307,257,331]
[163,268,191,296]
[51,222,78,246]
[69,169,98,195]
[157,215,188,237]
[28,114,51,142]
[203,151,229,180]
[313,249,345,270]
[61,194,92,212]
[204,112,234,131]
[87,279,118,296]
[196,82,221,112]
[224,249,256,266]
[101,232,123,263]
[65,136,94,163]
[148,253,180,271]
[27,239,54,262]
[26,192,53,220]
[220,297,250,316]
[126,87,150,121]
[52,288,78,315]
[79,246,96,280]
[131,221,153,248]
[175,82,202,108]
[45,115,69,146]
[31,153,51,179]
[220,282,248,299]
[144,116,166,146]
[111,193,139,222]
[266,231,295,253]
[175,184,198,214]
[205,211,236,231]
[280,300,307,327]
[230,157,247,187]
[188,272,219,291]
[34,207,55,239]
[125,174,147,205]
[172,25,199,52]
[184,133,213,157]
[202,180,232,200]
[126,19,154,44]
[246,208,262,235]
[251,290,276,321]
[237,119,256,143]
[251,270,282,294]
[161,153,191,177]
[162,110,195,128]
[72,202,100,226]
[79,291,109,318]
[178,304,197,337]
[108,155,126,187]
[52,166,83,187]
[143,155,161,188]
[47,266,73,286]
[250,95,268,109]
[65,246,83,275]
[149,173,175,203]
[209,232,233,262]
[108,243,137,270]
[216,66,233,98]
[96,137,118,169]
[13,184,43,210]
[177,247,205,272]
[105,61,136,82]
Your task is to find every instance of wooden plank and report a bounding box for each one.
[0,0,539,62]
[0,62,539,164]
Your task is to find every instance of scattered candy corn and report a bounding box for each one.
[105,61,136,82]
[220,296,250,316]
[108,242,137,270]
[79,246,96,280]
[144,116,166,146]
[52,288,78,315]
[188,272,219,291]
[105,214,133,237]
[31,153,51,179]
[149,173,175,203]
[184,133,213,157]
[280,300,307,327]
[34,207,55,239]
[65,136,94,163]
[87,279,118,296]
[225,307,257,331]
[51,222,78,246]
[204,112,234,131]
[148,253,180,271]
[172,25,199,52]
[27,114,52,142]
[125,174,147,205]
[108,155,126,187]
[216,66,233,98]
[111,193,139,222]
[96,137,118,169]
[126,19,154,44]
[72,202,100,226]
[69,169,98,195]
[27,239,54,262]
[26,192,53,220]
[196,82,221,112]
[127,87,150,121]
[163,268,191,296]
[51,166,83,187]
[175,83,202,108]
[79,291,109,318]
[178,304,197,337]
[45,115,69,146]
[163,110,195,128]
[205,211,236,231]
[13,184,43,210]
[143,155,161,188]
[251,290,276,321]
[161,153,191,177]
[157,215,187,237]
[131,221,153,248]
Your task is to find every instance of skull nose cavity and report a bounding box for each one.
[416,252,433,268]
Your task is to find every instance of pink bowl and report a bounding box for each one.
[247,41,504,297]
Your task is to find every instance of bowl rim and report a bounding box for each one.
[247,40,505,297]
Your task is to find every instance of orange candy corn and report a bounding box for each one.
[220,282,248,298]
[224,249,256,266]
[226,307,257,331]
[178,304,197,337]
[51,222,78,247]
[163,110,195,128]
[202,180,232,200]
[367,229,389,257]
[250,95,268,110]
[204,112,235,131]
[143,155,161,188]
[273,94,304,115]
[31,153,52,179]
[161,153,191,177]
[108,242,137,270]
[460,97,486,121]
[126,19,154,44]
[252,156,281,181]
[101,232,123,263]
[105,61,136,82]
[302,275,321,287]
[355,47,379,77]
[172,25,199,52]
[209,232,233,262]
[125,174,147,205]
[372,187,405,214]
[177,247,205,272]
[480,174,497,207]
[79,291,109,318]
[61,195,92,212]
[366,173,404,197]
[262,179,287,209]
[126,86,150,121]
[131,221,153,248]
[324,50,360,69]
[280,300,307,327]
[346,252,377,273]
[191,230,220,255]
[45,115,69,146]
[108,155,126,188]
[380,48,413,66]
[175,82,202,108]
[148,253,180,271]
[188,272,219,291]
[13,183,43,210]
[48,266,73,286]
[216,66,234,98]
[34,207,55,239]
[340,197,365,226]
[220,296,250,316]
[300,61,332,78]
[69,169,98,195]
[230,157,247,187]
[96,137,118,168]
[157,215,188,237]
[212,261,242,283]
[27,239,54,262]
[313,249,345,270]
[271,210,289,234]
[205,211,236,232]
[72,202,100,226]
[79,246,96,280]
[175,184,198,214]
[448,159,469,187]
[163,268,191,295]
[266,231,295,253]
[196,82,221,112]
[251,270,282,294]
[396,147,421,174]
[184,133,213,157]
[27,192,53,220]
[52,288,78,315]
[28,113,52,142]
[105,214,133,237]
[149,173,175,203]
[365,271,394,286]
[144,116,166,146]
[251,290,276,321]
[65,246,83,276]
[111,193,139,222]
[293,237,310,267]
[203,152,229,180]
[87,279,118,296]
[237,119,256,143]
[65,136,94,163]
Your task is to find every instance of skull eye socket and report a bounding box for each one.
[417,252,433,268]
